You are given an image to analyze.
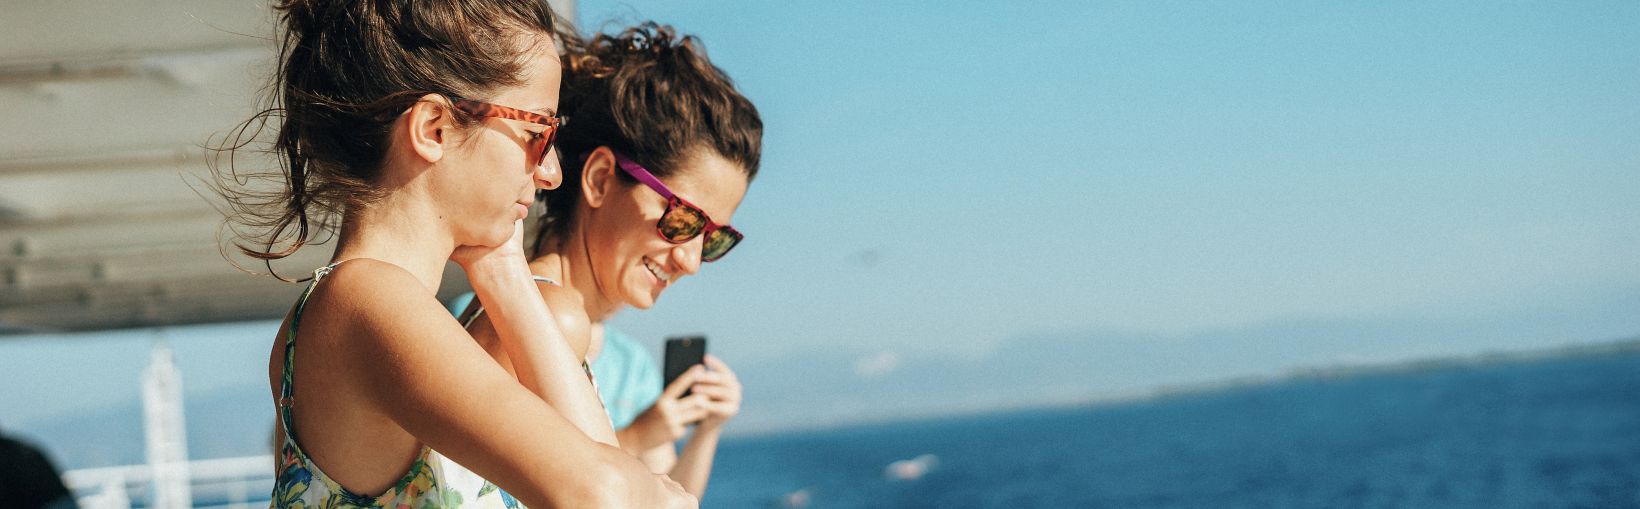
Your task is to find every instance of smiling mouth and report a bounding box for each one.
[643,257,673,284]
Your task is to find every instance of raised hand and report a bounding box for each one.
[692,355,742,430]
[627,364,711,450]
[451,219,531,274]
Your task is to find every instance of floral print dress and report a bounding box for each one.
[271,263,524,508]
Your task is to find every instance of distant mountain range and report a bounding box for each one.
[726,308,1640,434]
[16,322,1640,471]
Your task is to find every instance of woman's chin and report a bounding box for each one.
[455,230,510,250]
[625,289,659,310]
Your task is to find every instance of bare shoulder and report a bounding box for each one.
[296,259,470,376]
[463,273,592,362]
[313,259,429,311]
[280,259,481,490]
[538,283,592,359]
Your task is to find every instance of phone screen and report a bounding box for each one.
[663,335,707,395]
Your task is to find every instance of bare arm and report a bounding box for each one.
[669,427,723,497]
[618,423,719,497]
[616,355,742,498]
[613,426,721,495]
[328,263,692,508]
[619,365,707,455]
[463,254,616,444]
[674,355,741,497]
[626,437,679,473]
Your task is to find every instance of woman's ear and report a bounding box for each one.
[405,94,456,163]
[581,146,618,208]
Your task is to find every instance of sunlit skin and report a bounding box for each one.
[561,147,749,318]
[466,146,748,496]
[263,36,695,508]
[470,147,747,358]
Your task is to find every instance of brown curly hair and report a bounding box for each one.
[533,22,763,255]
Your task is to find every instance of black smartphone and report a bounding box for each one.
[663,335,707,396]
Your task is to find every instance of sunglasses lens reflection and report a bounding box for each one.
[650,193,740,262]
[659,202,706,242]
[702,231,738,261]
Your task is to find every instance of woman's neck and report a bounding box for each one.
[331,193,454,294]
[529,231,620,321]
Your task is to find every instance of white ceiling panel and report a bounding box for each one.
[0,0,594,332]
[0,0,271,64]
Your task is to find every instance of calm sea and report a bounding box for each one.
[701,351,1640,508]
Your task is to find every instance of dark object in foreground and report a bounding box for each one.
[0,432,76,509]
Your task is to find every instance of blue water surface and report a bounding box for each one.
[703,352,1640,508]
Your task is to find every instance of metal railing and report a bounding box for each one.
[64,455,274,509]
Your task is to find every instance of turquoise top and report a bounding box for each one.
[589,326,663,429]
[445,292,477,317]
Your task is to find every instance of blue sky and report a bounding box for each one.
[589,0,1639,357]
[3,1,1638,453]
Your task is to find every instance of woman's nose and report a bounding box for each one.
[672,240,703,277]
[535,146,562,190]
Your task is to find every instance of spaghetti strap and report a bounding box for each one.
[451,274,592,385]
[276,261,344,439]
[457,274,560,328]
[268,258,471,508]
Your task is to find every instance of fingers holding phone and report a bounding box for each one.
[630,364,708,449]
[654,336,740,432]
[693,354,742,430]
[661,364,705,401]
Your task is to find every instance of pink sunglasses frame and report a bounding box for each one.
[608,152,744,262]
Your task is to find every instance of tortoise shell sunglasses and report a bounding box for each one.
[452,98,566,169]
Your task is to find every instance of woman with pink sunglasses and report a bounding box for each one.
[461,22,761,499]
